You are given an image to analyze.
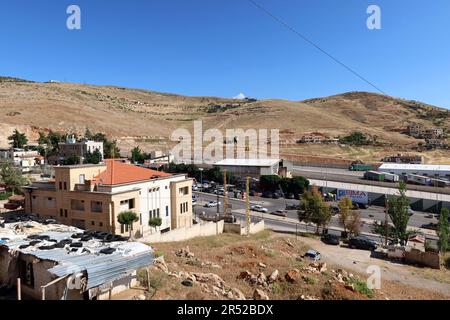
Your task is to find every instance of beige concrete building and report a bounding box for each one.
[24,160,193,238]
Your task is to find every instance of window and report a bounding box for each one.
[59,182,62,190]
[63,182,67,190]
[166,206,169,217]
[71,199,85,211]
[179,186,189,196]
[180,203,183,213]
[99,222,103,227]
[91,201,103,213]
[165,186,168,190]
[91,221,95,226]
[79,174,85,184]
[60,209,63,217]
[157,208,160,217]
[64,209,68,218]
[120,199,135,210]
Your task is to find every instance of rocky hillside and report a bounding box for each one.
[0,77,448,162]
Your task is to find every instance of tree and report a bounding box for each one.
[338,197,353,233]
[84,128,93,140]
[347,211,362,236]
[0,161,28,194]
[8,129,28,149]
[63,154,81,165]
[149,217,162,232]
[117,211,139,238]
[437,208,449,255]
[388,181,411,241]
[299,186,332,234]
[131,146,149,163]
[85,149,102,164]
[260,175,281,192]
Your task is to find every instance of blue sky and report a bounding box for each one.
[1,0,449,108]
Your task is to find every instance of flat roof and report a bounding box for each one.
[379,163,450,171]
[214,158,280,167]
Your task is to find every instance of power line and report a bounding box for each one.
[247,0,387,95]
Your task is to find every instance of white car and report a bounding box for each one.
[204,201,221,208]
[251,205,268,213]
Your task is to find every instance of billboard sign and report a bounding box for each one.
[337,189,369,204]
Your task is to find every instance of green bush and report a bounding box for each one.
[348,278,374,298]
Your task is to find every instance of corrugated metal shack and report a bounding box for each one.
[0,221,154,300]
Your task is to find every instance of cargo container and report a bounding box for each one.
[364,171,385,181]
[349,164,373,171]
[406,174,431,186]
[383,172,400,182]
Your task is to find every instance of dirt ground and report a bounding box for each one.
[120,231,450,300]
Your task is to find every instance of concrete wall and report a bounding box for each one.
[140,220,224,243]
[223,220,265,235]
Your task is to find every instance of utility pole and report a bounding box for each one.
[223,170,229,219]
[384,194,389,246]
[246,176,250,236]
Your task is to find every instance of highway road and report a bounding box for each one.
[193,191,439,241]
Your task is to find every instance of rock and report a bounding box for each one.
[175,246,195,258]
[193,273,225,288]
[258,262,267,268]
[253,289,269,300]
[238,270,252,280]
[249,275,258,284]
[300,295,319,300]
[349,273,354,278]
[182,279,194,287]
[226,291,234,299]
[231,288,246,300]
[268,270,279,283]
[285,269,300,283]
[345,284,355,292]
[211,264,222,269]
[153,256,169,273]
[257,272,267,285]
[285,240,294,248]
[317,262,327,273]
[168,272,181,279]
[134,294,146,300]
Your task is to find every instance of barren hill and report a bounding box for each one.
[0,77,448,163]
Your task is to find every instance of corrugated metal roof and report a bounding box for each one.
[1,226,154,290]
[379,163,450,172]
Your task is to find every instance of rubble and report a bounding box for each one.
[151,256,169,273]
[231,288,246,300]
[175,246,195,258]
[258,262,267,268]
[268,270,279,283]
[285,269,300,283]
[253,289,269,300]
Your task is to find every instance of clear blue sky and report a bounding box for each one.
[1,0,449,108]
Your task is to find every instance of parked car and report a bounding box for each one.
[330,205,340,215]
[251,205,268,213]
[348,236,377,251]
[322,234,340,245]
[408,208,415,216]
[287,193,295,199]
[286,204,300,210]
[424,214,434,219]
[272,193,280,199]
[271,210,287,217]
[304,249,321,261]
[421,223,437,230]
[192,185,199,191]
[204,201,221,208]
[352,202,368,210]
